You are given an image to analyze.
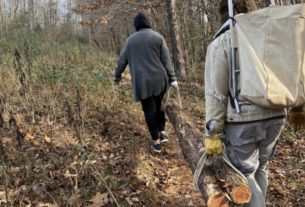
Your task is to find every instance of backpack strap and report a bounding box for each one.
[214,24,230,39]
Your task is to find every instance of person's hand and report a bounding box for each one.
[170,80,178,88]
[288,111,305,132]
[204,134,223,155]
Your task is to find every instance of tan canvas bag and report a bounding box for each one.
[235,4,305,109]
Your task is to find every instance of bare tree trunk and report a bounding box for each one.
[110,27,121,55]
[180,2,190,74]
[203,0,221,35]
[88,26,91,49]
[29,0,35,29]
[90,25,103,52]
[146,0,160,29]
[184,0,194,66]
[166,0,186,77]
[11,0,20,20]
[0,1,7,35]
[22,0,26,11]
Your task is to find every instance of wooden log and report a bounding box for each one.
[210,156,251,205]
[165,103,229,206]
[165,103,251,206]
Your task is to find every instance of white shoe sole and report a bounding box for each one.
[160,139,168,144]
[151,146,161,153]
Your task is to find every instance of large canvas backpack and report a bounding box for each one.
[234,3,305,109]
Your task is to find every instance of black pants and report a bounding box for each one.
[140,93,166,140]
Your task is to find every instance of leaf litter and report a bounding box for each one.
[0,81,304,207]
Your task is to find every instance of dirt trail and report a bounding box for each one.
[1,81,304,207]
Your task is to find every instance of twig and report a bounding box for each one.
[42,189,60,207]
[92,167,121,207]
[9,112,25,149]
[14,48,27,96]
[75,88,83,144]
[108,76,118,101]
[102,67,119,102]
[0,138,9,205]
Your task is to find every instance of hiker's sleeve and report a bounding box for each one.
[204,38,229,136]
[114,42,128,80]
[160,36,177,83]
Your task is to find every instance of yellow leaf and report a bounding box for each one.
[44,135,51,143]
[288,181,298,190]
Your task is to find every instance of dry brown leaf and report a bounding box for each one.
[9,167,21,175]
[37,203,59,207]
[68,193,80,206]
[0,191,7,203]
[5,146,17,160]
[25,132,35,141]
[2,137,12,145]
[131,197,139,202]
[88,192,111,207]
[125,197,133,206]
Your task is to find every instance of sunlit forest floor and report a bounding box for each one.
[0,35,304,207]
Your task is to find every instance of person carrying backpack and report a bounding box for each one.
[114,12,178,154]
[204,0,305,206]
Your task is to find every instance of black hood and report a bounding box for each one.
[134,12,151,31]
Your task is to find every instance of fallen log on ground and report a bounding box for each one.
[165,103,251,207]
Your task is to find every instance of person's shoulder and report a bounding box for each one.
[150,29,161,36]
[151,31,167,44]
[127,32,137,40]
[129,29,158,37]
[209,30,230,50]
[209,20,231,47]
[128,29,163,45]
[140,29,161,37]
[143,29,164,43]
[216,30,230,42]
[126,32,140,44]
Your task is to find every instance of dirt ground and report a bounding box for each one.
[1,80,304,207]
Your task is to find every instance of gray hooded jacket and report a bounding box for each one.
[115,28,177,102]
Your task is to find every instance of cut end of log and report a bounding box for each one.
[207,194,229,207]
[230,184,252,204]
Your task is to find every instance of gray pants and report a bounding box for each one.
[224,117,284,207]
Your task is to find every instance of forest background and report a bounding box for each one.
[0,0,304,206]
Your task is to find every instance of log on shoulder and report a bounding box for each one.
[165,103,251,207]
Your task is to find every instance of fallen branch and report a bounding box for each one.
[165,103,251,207]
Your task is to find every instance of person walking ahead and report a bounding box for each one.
[114,12,177,154]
